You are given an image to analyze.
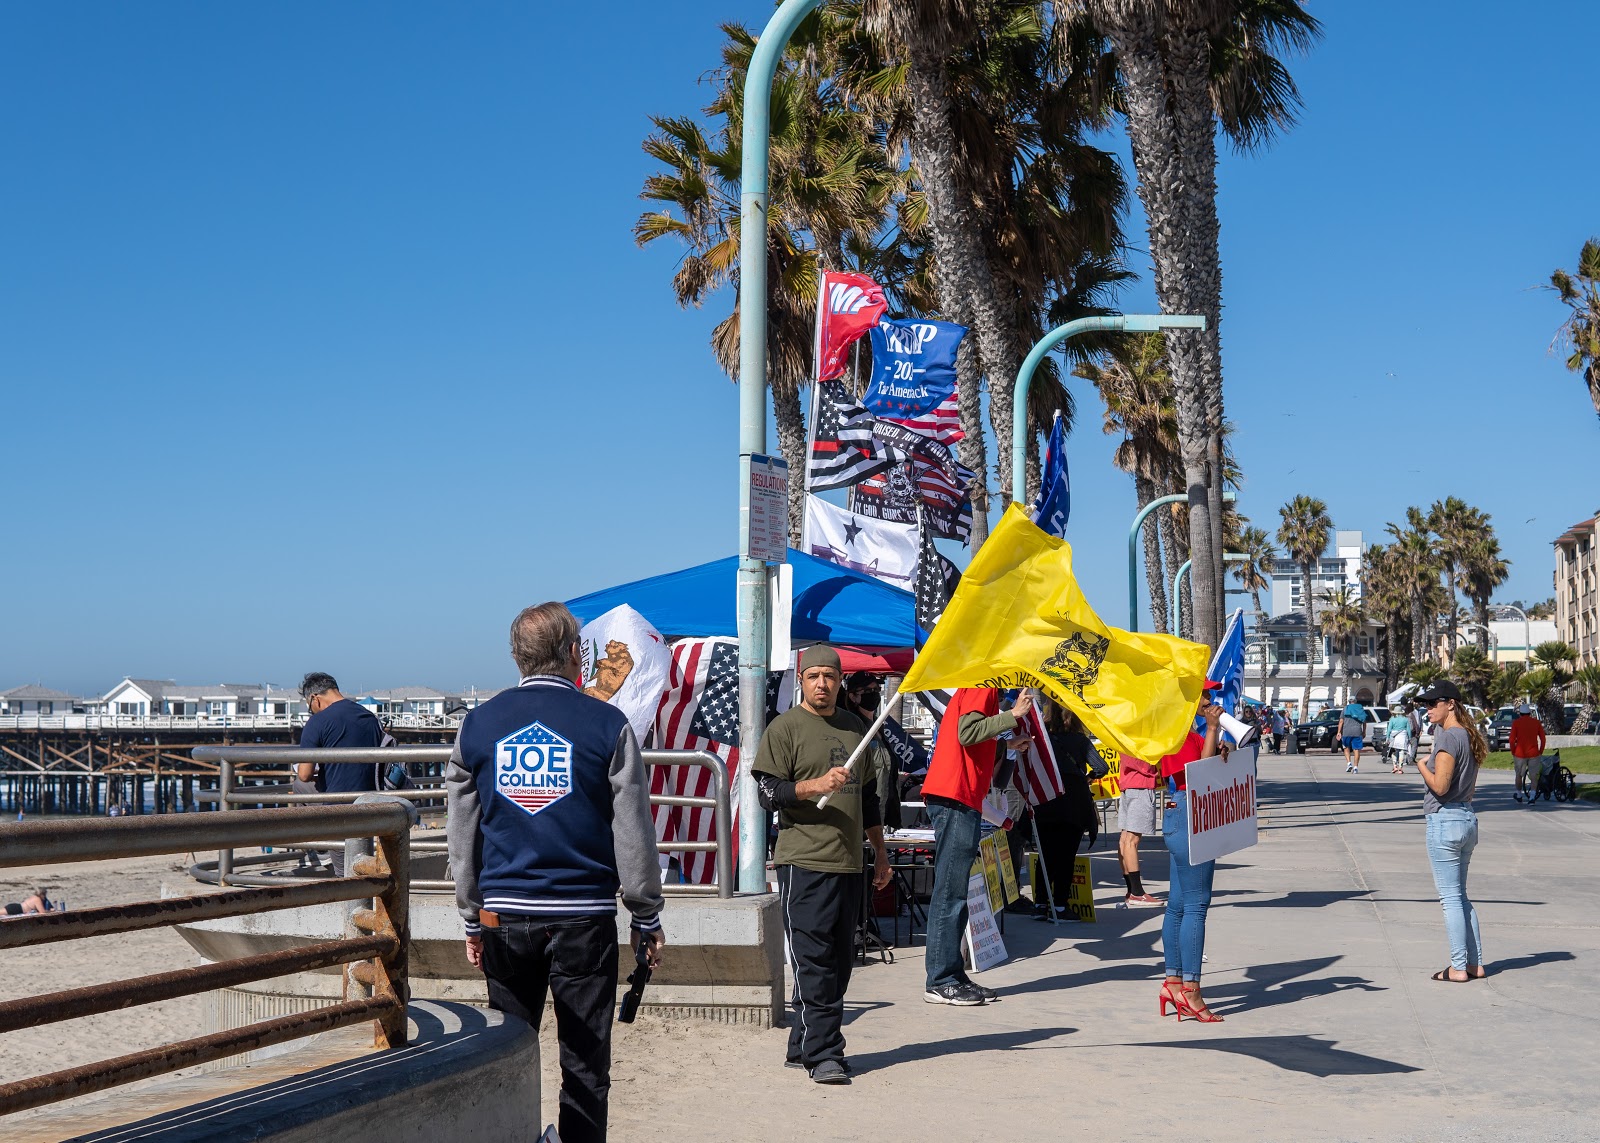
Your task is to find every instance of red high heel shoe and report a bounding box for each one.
[1180,983,1224,1023]
[1158,979,1185,1018]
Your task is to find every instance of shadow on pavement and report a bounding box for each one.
[849,1025,1078,1074]
[1205,956,1384,1015]
[1133,1034,1421,1077]
[1222,889,1373,909]
[1489,949,1576,975]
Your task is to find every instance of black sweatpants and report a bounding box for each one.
[777,864,862,1069]
[1035,821,1086,912]
[481,914,618,1143]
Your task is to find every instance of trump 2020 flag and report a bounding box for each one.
[1031,412,1070,537]
[900,504,1211,762]
[803,493,918,588]
[815,272,888,382]
[863,319,965,423]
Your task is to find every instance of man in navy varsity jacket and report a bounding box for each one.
[448,601,665,1143]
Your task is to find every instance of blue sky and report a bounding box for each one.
[3,1,1596,696]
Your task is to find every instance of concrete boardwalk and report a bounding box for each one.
[606,754,1600,1141]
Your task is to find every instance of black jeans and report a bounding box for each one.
[1035,820,1085,911]
[481,914,618,1143]
[777,864,861,1069]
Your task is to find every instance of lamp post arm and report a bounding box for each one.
[1128,493,1188,632]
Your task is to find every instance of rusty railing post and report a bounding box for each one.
[217,756,235,882]
[351,820,410,1049]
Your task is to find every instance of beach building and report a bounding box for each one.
[0,685,82,717]
[97,679,303,723]
[1554,512,1598,667]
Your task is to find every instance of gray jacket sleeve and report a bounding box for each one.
[611,724,665,933]
[445,733,484,935]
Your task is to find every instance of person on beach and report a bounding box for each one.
[1340,702,1367,773]
[448,602,665,1143]
[753,646,890,1085]
[19,887,53,914]
[1033,701,1105,919]
[1510,704,1546,803]
[1387,708,1412,773]
[1158,680,1227,1024]
[921,685,1032,1006]
[1412,680,1488,982]
[294,672,383,793]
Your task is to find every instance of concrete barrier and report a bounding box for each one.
[1548,735,1600,748]
[8,1001,538,1143]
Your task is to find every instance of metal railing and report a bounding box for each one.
[190,745,735,898]
[0,804,410,1118]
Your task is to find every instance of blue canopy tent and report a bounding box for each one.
[565,548,918,653]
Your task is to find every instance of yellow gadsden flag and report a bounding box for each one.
[900,504,1210,761]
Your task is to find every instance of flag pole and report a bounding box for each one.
[1029,815,1059,925]
[816,703,896,809]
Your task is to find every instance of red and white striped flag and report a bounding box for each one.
[1013,704,1066,807]
[880,389,963,445]
[651,637,745,884]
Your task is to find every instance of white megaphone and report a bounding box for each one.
[1218,710,1259,747]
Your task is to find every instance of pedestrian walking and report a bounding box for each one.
[1158,681,1227,1023]
[1386,708,1411,773]
[1339,702,1367,773]
[448,602,665,1143]
[1271,707,1288,755]
[1412,681,1488,983]
[1510,705,1546,803]
[751,645,891,1084]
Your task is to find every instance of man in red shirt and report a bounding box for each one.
[1510,704,1547,803]
[920,686,1032,1007]
[1116,751,1163,907]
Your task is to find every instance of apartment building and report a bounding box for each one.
[1554,512,1598,667]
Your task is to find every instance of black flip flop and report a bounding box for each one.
[1431,968,1471,982]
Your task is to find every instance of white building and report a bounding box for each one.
[98,679,304,722]
[0,685,81,717]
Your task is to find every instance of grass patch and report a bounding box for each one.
[1576,783,1600,805]
[1482,746,1600,772]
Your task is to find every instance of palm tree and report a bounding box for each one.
[1529,641,1578,732]
[1052,0,1321,648]
[1407,661,1444,688]
[1548,237,1600,423]
[1317,586,1364,706]
[1449,646,1495,708]
[1461,534,1510,657]
[1427,496,1482,658]
[1077,332,1180,630]
[636,14,902,541]
[1232,525,1275,623]
[1386,508,1441,663]
[1486,661,1526,710]
[1362,542,1413,697]
[1570,664,1600,735]
[1276,494,1331,719]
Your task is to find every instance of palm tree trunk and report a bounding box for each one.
[773,386,808,547]
[945,292,990,549]
[900,32,1026,510]
[1473,594,1492,656]
[1136,475,1169,634]
[1099,7,1222,650]
[1159,506,1185,632]
[1301,565,1316,720]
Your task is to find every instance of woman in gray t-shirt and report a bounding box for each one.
[1414,681,1489,983]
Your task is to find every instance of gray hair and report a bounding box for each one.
[510,603,581,678]
[299,672,339,700]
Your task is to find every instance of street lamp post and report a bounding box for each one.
[1127,490,1236,633]
[735,0,826,893]
[1165,533,1247,639]
[1497,604,1531,666]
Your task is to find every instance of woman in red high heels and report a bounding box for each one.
[1157,685,1226,1023]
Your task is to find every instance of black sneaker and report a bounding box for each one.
[810,1059,851,1085]
[967,981,1000,1002]
[785,1060,804,1070]
[923,981,986,1006]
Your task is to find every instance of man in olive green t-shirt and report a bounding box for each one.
[753,644,891,1085]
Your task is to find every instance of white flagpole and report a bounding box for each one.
[807,278,825,493]
[817,703,896,809]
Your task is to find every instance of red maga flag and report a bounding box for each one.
[815,272,888,381]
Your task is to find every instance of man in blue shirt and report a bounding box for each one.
[294,672,383,793]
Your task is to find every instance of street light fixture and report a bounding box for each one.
[1171,552,1250,638]
[1125,490,1236,632]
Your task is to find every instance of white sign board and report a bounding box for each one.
[744,453,790,564]
[768,562,792,671]
[962,869,1008,973]
[1184,743,1259,865]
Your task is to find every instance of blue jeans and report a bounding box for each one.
[1162,792,1215,982]
[925,800,982,990]
[1426,805,1484,971]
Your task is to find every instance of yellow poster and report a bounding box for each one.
[1065,855,1096,922]
[995,837,1019,903]
[978,835,1006,914]
[1089,742,1123,800]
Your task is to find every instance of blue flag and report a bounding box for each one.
[1206,608,1247,739]
[1031,412,1070,537]
[863,319,965,421]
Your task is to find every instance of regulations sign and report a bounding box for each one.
[1184,743,1259,864]
[744,453,790,564]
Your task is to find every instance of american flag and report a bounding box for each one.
[877,389,963,446]
[910,507,958,721]
[808,380,896,491]
[916,460,975,542]
[1013,704,1067,807]
[849,462,920,525]
[651,637,745,884]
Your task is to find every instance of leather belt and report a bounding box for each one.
[477,908,501,929]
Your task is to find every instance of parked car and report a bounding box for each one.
[1487,706,1517,753]
[1563,703,1581,733]
[1294,705,1391,753]
[1416,704,1488,751]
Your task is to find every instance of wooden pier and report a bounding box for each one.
[0,724,455,816]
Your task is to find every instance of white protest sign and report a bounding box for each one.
[963,868,1008,973]
[578,604,672,742]
[1184,743,1259,864]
